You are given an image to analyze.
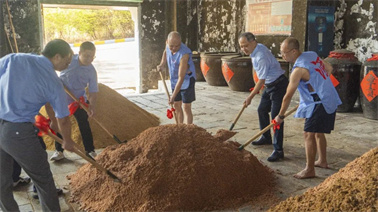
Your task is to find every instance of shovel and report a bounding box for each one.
[34,115,122,183]
[229,104,247,131]
[37,113,96,161]
[238,105,298,150]
[157,69,178,124]
[63,86,126,144]
[49,131,122,183]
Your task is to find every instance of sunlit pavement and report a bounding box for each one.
[72,41,139,92]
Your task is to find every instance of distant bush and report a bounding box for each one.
[43,8,134,43]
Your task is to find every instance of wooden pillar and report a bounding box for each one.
[173,0,177,31]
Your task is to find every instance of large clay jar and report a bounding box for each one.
[277,58,290,78]
[360,53,378,120]
[200,52,239,86]
[324,49,361,112]
[192,52,205,81]
[221,55,254,92]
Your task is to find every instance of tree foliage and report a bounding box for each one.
[43,8,134,43]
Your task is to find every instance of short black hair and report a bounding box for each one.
[42,39,71,58]
[239,32,256,42]
[80,41,96,51]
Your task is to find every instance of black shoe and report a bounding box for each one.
[33,188,63,199]
[267,150,284,162]
[251,137,272,145]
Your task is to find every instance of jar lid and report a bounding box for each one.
[367,53,378,61]
[330,49,354,54]
[328,49,356,59]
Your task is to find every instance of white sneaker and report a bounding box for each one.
[50,151,65,161]
[88,151,97,158]
[13,177,31,187]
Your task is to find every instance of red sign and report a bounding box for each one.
[360,71,378,102]
[253,71,259,83]
[200,60,210,77]
[330,74,339,87]
[222,63,234,83]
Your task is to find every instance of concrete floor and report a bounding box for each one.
[8,81,378,211]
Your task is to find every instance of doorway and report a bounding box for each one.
[40,3,142,94]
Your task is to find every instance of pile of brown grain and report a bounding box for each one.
[42,83,160,150]
[269,147,378,211]
[68,124,275,211]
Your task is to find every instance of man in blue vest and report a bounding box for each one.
[275,37,341,179]
[239,32,288,162]
[157,31,196,124]
[0,39,75,211]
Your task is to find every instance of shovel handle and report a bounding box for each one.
[63,86,124,144]
[48,131,122,182]
[229,104,246,131]
[158,71,178,124]
[37,112,94,160]
[238,105,298,150]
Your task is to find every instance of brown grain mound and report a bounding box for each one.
[68,124,275,211]
[269,147,378,211]
[42,83,160,150]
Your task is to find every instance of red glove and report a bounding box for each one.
[271,119,281,133]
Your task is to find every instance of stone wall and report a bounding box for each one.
[0,0,6,57]
[1,0,377,90]
[140,0,169,92]
[140,0,246,90]
[196,0,246,53]
[334,0,378,63]
[1,0,41,55]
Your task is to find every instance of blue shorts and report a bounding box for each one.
[173,77,196,103]
[304,103,336,133]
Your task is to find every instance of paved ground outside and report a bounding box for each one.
[72,41,139,92]
[8,81,378,211]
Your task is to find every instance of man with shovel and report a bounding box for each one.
[157,31,196,124]
[0,39,75,211]
[49,41,99,161]
[274,37,341,179]
[239,32,288,162]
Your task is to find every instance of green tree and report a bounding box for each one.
[43,8,73,40]
[43,8,134,43]
[112,10,134,38]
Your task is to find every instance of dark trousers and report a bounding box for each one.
[12,136,45,182]
[258,76,288,151]
[55,107,95,153]
[0,120,60,211]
